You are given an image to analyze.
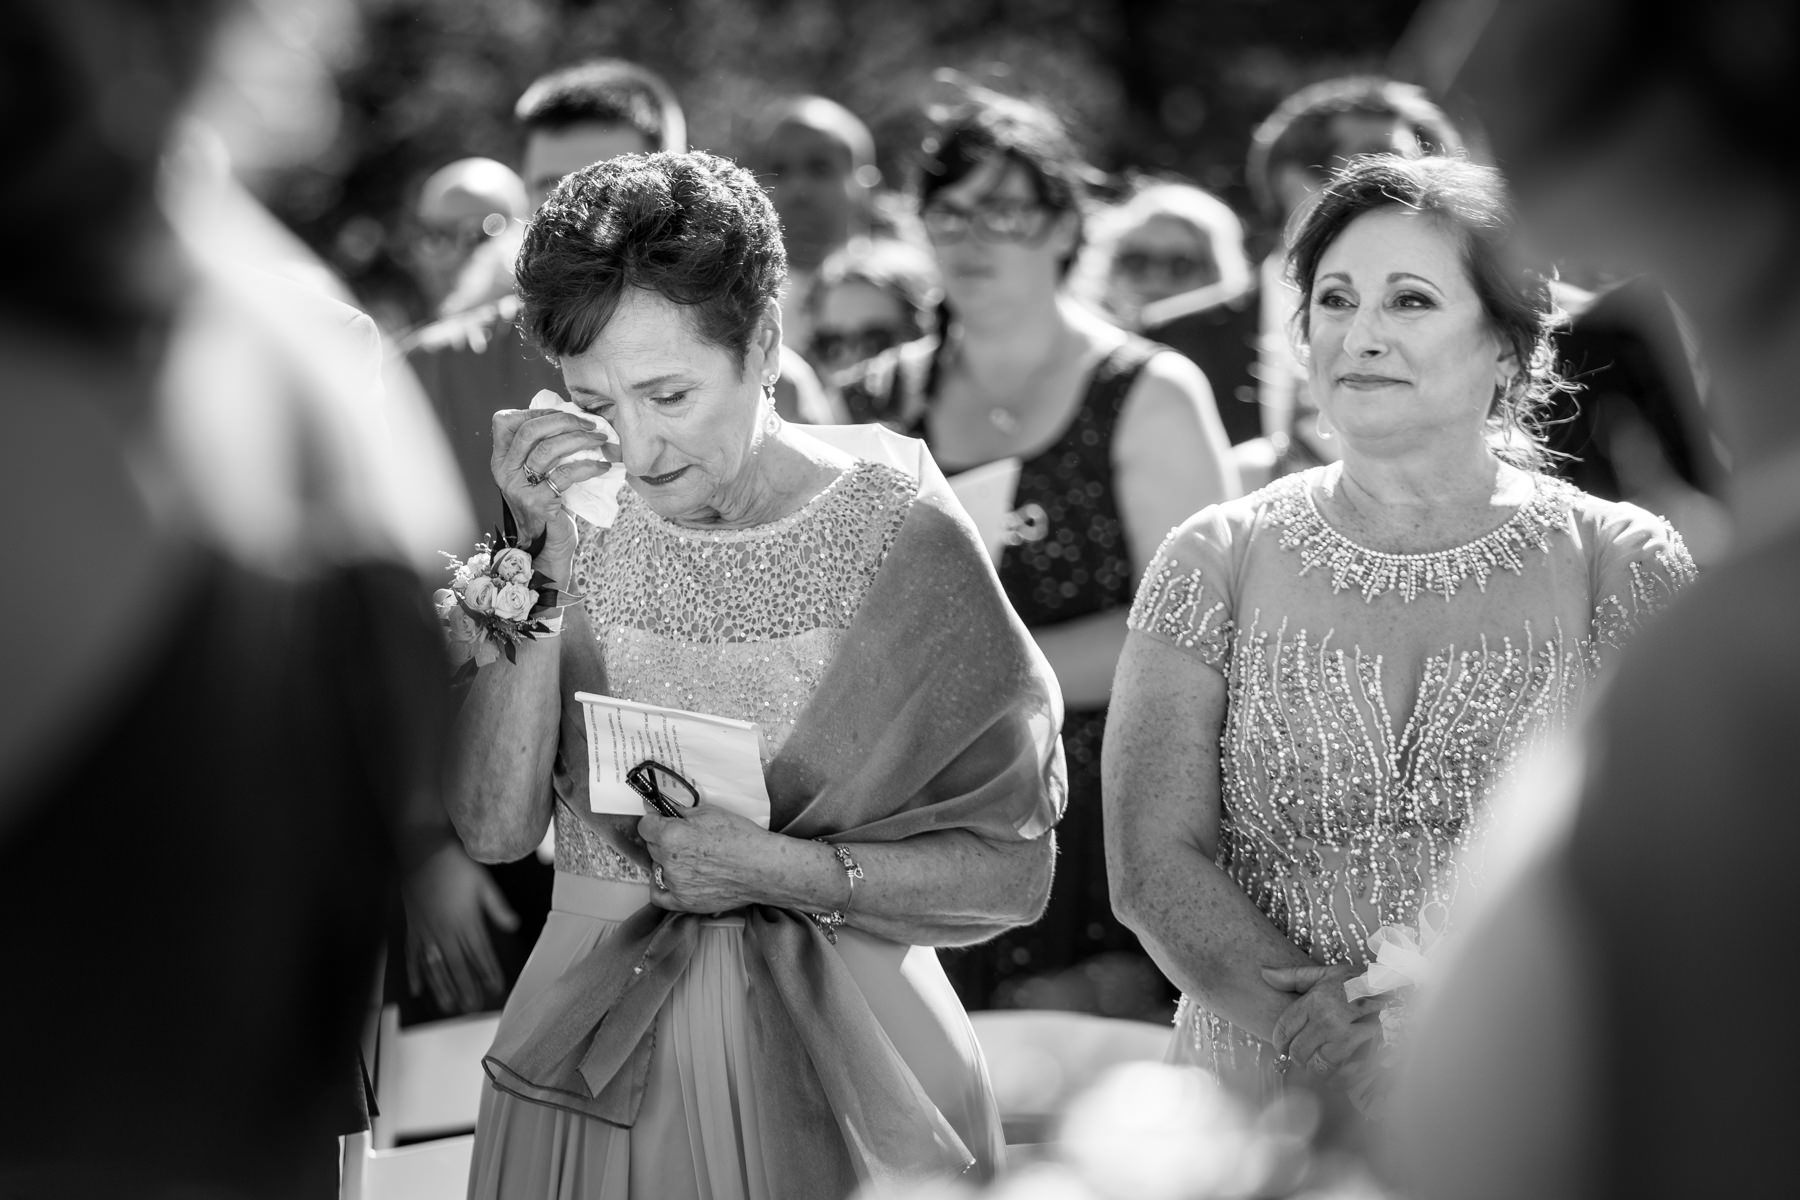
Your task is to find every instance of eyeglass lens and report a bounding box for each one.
[922,201,1048,244]
[812,326,901,364]
[627,760,698,810]
[1115,251,1206,280]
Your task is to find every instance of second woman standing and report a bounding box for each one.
[841,92,1238,1016]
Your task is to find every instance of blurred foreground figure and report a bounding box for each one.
[1394,2,1800,1197]
[0,0,467,1197]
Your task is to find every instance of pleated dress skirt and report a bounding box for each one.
[467,872,1006,1200]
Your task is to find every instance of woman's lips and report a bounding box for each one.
[1337,373,1408,390]
[637,466,688,486]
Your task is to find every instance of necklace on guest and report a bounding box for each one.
[947,330,1065,436]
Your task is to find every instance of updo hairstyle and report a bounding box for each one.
[515,150,785,369]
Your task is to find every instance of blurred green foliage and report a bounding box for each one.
[268,0,1424,324]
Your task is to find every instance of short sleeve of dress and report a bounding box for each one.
[1126,504,1237,671]
[1588,499,1699,653]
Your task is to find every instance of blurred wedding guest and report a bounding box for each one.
[0,0,470,1196]
[407,60,828,554]
[1390,2,1800,1197]
[1082,180,1250,335]
[1149,77,1464,454]
[1545,272,1730,561]
[1104,156,1694,1112]
[456,149,1062,1196]
[407,156,529,319]
[750,94,880,351]
[805,235,940,382]
[840,90,1237,1019]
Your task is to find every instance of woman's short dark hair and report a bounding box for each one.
[916,91,1091,278]
[1287,154,1569,467]
[515,150,785,368]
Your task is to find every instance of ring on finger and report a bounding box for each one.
[545,474,564,497]
[652,864,667,891]
[523,467,545,486]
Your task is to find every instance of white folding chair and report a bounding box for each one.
[970,1009,1171,1164]
[340,1004,501,1200]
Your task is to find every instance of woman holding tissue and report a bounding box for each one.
[1103,156,1696,1110]
[837,89,1236,1016]
[448,150,1063,1198]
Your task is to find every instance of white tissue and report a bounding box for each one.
[527,389,627,528]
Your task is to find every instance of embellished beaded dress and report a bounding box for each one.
[1125,466,1695,1097]
[468,452,1007,1199]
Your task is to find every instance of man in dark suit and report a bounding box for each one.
[1395,3,1800,1197]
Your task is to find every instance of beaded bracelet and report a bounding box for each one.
[807,840,864,944]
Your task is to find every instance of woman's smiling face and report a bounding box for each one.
[559,287,777,526]
[1305,206,1512,456]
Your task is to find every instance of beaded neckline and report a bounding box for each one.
[1268,467,1576,602]
[626,462,859,542]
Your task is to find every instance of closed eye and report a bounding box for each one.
[648,391,690,407]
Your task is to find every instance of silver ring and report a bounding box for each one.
[652,864,667,891]
[544,475,564,497]
[523,467,545,486]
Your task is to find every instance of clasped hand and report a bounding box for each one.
[1262,962,1385,1087]
[638,802,774,914]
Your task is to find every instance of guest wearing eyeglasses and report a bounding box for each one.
[839,90,1238,1019]
[803,236,940,387]
[1084,181,1250,334]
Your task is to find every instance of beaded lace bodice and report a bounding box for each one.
[1127,468,1695,1080]
[551,461,916,882]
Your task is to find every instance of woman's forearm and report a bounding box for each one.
[750,827,1054,947]
[1033,609,1130,709]
[1112,839,1312,1042]
[443,616,570,862]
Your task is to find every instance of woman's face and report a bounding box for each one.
[1107,214,1219,321]
[1305,207,1511,456]
[922,157,1074,314]
[808,279,911,374]
[559,288,778,526]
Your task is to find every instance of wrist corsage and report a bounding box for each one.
[1343,905,1445,1046]
[434,522,577,682]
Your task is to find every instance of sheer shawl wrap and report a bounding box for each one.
[482,426,1067,1195]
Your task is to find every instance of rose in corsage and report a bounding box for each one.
[491,581,537,621]
[463,574,498,613]
[436,522,582,683]
[493,546,533,583]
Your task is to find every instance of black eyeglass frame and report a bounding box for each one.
[919,199,1056,246]
[625,759,699,819]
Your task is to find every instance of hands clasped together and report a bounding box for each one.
[1262,961,1388,1110]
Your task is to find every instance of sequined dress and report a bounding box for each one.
[468,456,1006,1198]
[1124,466,1695,1096]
